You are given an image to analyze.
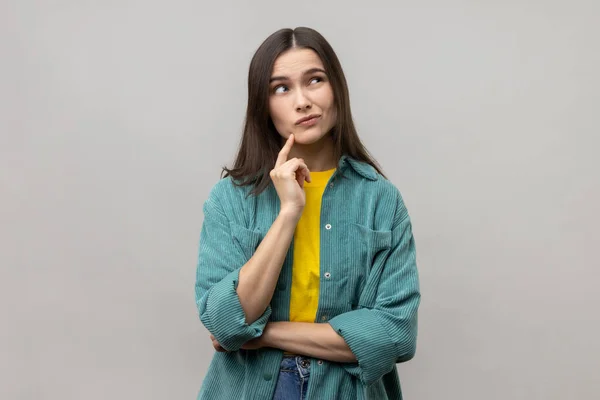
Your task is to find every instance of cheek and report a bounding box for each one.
[318,88,335,114]
[269,100,292,134]
[268,102,281,125]
[329,107,338,124]
[321,95,337,123]
[269,100,287,124]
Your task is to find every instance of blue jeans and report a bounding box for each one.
[272,355,311,400]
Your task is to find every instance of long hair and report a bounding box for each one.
[222,26,386,196]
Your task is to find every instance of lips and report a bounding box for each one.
[295,114,321,125]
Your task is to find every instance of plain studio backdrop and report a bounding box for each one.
[1,1,599,399]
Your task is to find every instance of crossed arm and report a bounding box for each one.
[210,321,357,363]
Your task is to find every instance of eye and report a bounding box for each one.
[273,85,288,94]
[310,76,324,84]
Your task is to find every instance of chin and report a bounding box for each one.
[292,128,327,145]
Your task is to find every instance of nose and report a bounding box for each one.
[294,89,312,111]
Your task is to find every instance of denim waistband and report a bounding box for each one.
[280,355,311,376]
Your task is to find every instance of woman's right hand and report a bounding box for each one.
[270,134,311,218]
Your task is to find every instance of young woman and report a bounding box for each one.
[195,27,420,400]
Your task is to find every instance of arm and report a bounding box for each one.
[237,209,299,324]
[259,322,357,363]
[326,192,421,386]
[231,134,309,324]
[195,188,299,351]
[197,135,311,351]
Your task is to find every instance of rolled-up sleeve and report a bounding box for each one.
[328,194,420,387]
[195,188,271,351]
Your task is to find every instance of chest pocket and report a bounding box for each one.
[345,223,392,309]
[230,222,264,261]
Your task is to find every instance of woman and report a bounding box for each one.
[195,27,420,400]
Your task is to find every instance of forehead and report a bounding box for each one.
[271,48,324,76]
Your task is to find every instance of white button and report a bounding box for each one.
[329,183,334,188]
[324,272,331,279]
[321,315,328,321]
[317,360,323,365]
[325,224,332,230]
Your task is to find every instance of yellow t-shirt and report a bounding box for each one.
[284,167,335,356]
[288,167,336,323]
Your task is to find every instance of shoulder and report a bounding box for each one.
[204,176,273,224]
[347,159,410,223]
[203,177,244,217]
[206,176,255,204]
[345,158,398,192]
[349,159,405,201]
[373,178,410,225]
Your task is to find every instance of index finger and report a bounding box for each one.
[275,134,294,167]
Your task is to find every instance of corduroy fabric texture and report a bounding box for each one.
[195,155,420,400]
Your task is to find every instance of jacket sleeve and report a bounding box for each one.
[195,187,271,351]
[327,193,420,387]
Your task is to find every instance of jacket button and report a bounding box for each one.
[325,223,332,230]
[263,372,272,381]
[324,272,331,279]
[317,360,323,365]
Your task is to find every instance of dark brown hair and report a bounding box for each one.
[222,26,386,195]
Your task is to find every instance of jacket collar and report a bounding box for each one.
[337,154,378,181]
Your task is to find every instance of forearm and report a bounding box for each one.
[262,321,357,363]
[237,210,299,324]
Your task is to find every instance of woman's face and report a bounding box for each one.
[268,48,337,145]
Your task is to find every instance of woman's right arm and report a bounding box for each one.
[236,209,300,324]
[196,134,310,351]
[237,133,309,324]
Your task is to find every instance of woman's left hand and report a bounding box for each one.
[209,334,265,352]
[209,334,227,352]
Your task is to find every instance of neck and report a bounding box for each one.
[285,135,337,172]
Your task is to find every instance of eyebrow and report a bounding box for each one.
[269,67,327,84]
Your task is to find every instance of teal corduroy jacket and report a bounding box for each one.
[195,155,420,399]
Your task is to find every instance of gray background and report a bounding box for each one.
[1,1,599,399]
